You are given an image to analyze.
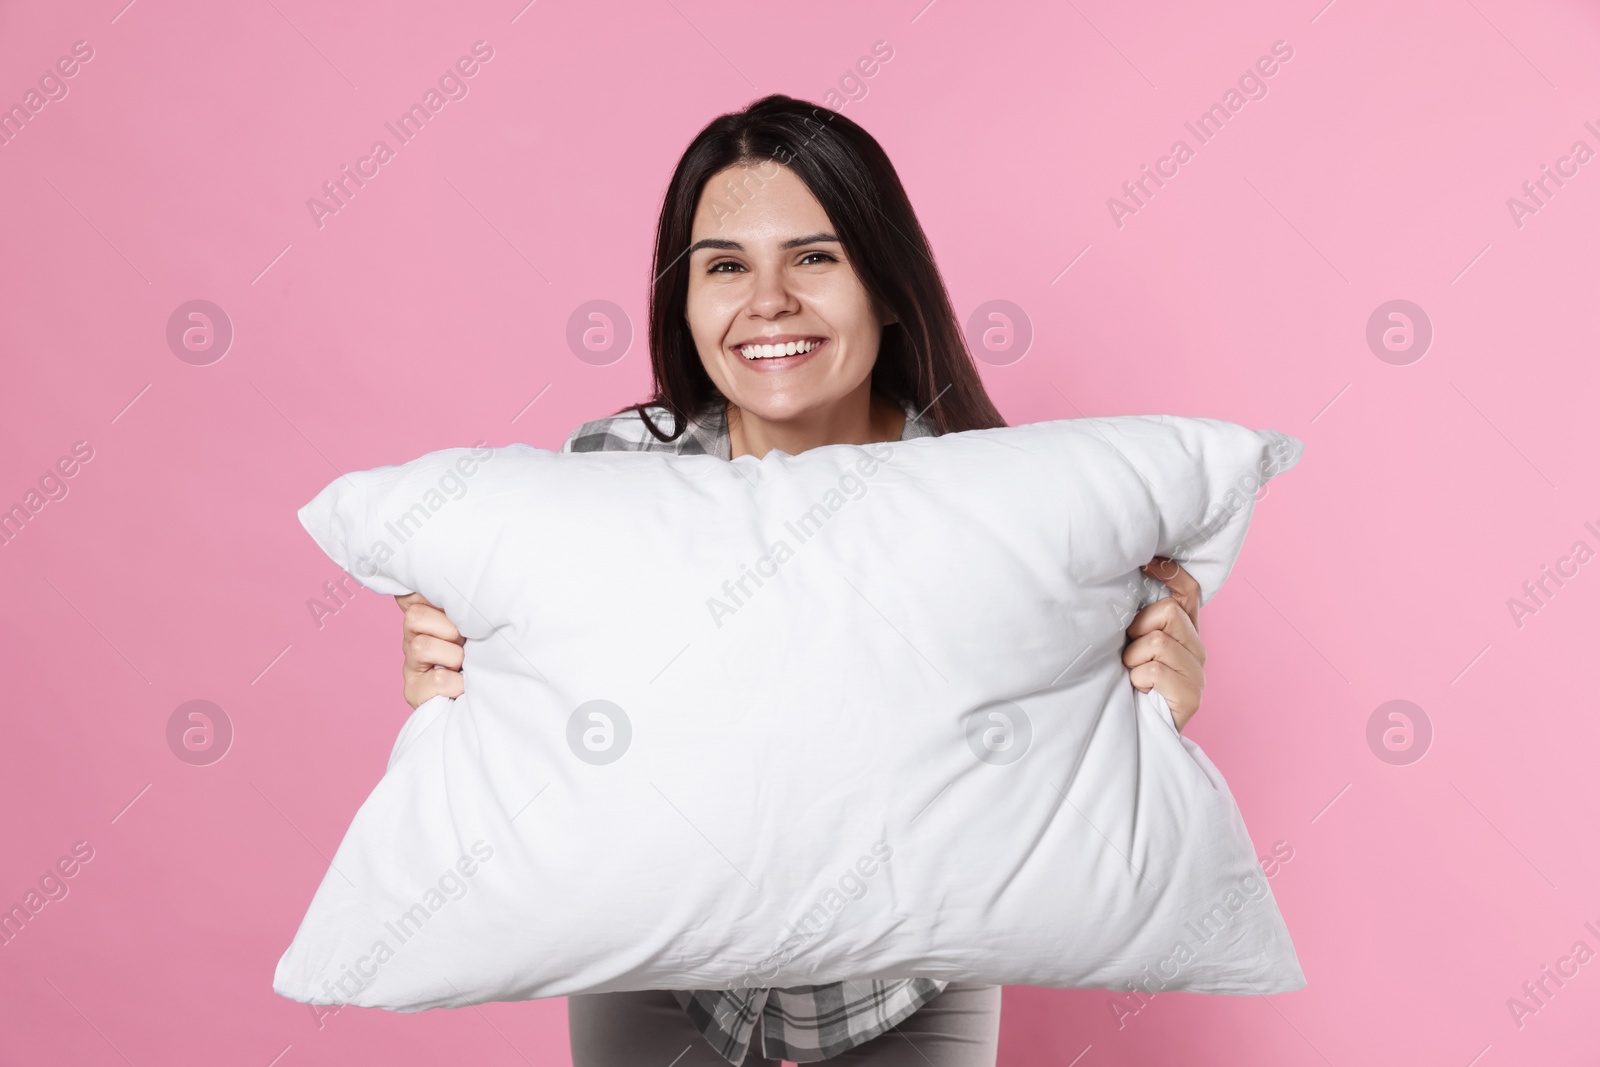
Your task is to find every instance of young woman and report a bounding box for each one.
[395,94,1208,1066]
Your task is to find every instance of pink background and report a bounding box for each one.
[3,0,1597,1063]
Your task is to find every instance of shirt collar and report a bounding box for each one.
[690,396,936,461]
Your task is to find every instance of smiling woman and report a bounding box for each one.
[641,96,1006,462]
[396,93,1215,1067]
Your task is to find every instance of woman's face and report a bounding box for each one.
[684,162,892,424]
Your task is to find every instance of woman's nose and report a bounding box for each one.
[746,265,799,316]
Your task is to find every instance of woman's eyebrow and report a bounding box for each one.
[686,232,840,255]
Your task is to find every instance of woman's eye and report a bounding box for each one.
[706,252,835,273]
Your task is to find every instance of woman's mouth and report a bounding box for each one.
[733,337,827,369]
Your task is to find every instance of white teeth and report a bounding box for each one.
[739,339,822,360]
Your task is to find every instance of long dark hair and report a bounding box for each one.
[620,93,1007,441]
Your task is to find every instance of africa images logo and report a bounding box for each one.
[306,41,496,230]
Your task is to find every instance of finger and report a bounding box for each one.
[405,664,464,709]
[1124,646,1203,733]
[1124,597,1205,667]
[1127,658,1185,694]
[405,633,466,673]
[1141,558,1202,627]
[1127,659,1203,731]
[402,601,462,645]
[1122,626,1203,683]
[395,592,437,610]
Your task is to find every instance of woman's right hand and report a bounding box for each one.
[396,593,465,709]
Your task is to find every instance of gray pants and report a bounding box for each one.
[568,983,1001,1065]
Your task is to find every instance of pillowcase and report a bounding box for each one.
[273,414,1307,1012]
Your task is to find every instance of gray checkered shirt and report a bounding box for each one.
[559,395,947,1064]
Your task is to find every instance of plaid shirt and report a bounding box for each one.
[559,394,948,1064]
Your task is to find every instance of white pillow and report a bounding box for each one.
[273,415,1307,1012]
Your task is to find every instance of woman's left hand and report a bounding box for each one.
[1123,557,1206,732]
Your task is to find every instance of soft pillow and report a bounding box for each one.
[273,415,1307,1011]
